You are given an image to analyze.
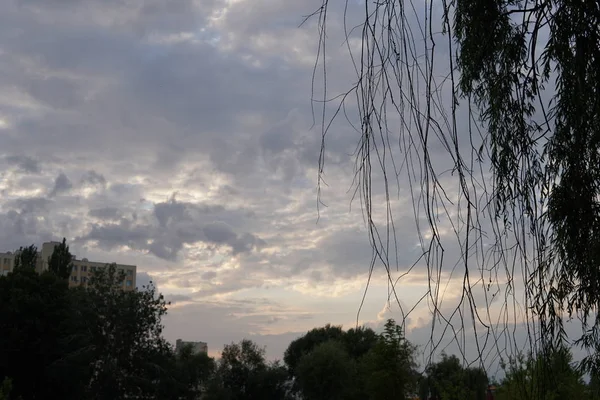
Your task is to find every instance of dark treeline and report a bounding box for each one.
[0,241,597,399]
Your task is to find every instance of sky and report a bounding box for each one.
[0,0,551,373]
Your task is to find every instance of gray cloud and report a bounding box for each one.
[80,170,107,187]
[154,199,187,228]
[79,199,266,260]
[203,221,266,254]
[7,197,52,214]
[88,207,121,221]
[0,0,512,365]
[0,209,56,253]
[201,271,217,280]
[203,221,237,244]
[136,271,154,290]
[83,220,151,250]
[49,173,73,197]
[166,294,193,304]
[4,155,41,174]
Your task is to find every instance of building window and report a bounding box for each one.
[127,269,133,276]
[81,277,87,283]
[3,258,8,265]
[81,265,87,272]
[73,265,78,272]
[71,276,78,282]
[126,280,132,287]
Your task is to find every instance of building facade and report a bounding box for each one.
[175,339,208,355]
[0,241,137,290]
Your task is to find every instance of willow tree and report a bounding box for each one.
[310,0,600,383]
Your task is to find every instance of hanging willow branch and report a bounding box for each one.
[311,0,600,384]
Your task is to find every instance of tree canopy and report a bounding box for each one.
[206,339,292,400]
[0,241,177,399]
[47,238,73,280]
[286,319,418,400]
[420,353,487,400]
[497,346,586,400]
[15,239,600,400]
[13,245,37,271]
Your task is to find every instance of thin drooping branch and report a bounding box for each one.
[311,0,600,387]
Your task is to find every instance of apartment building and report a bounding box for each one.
[0,241,137,290]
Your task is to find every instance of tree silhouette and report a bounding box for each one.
[47,238,73,280]
[13,245,37,270]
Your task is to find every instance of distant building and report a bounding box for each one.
[0,241,137,290]
[176,339,208,355]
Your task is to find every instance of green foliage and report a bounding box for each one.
[295,340,357,400]
[420,353,488,400]
[342,325,379,360]
[47,238,73,279]
[0,378,12,400]
[287,319,416,400]
[589,372,600,400]
[0,241,195,400]
[13,245,37,270]
[284,323,344,376]
[497,346,586,400]
[246,361,292,400]
[0,266,72,399]
[453,0,600,369]
[361,319,417,400]
[80,263,172,399]
[173,344,216,399]
[208,339,292,400]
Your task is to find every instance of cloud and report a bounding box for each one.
[136,271,155,290]
[4,155,41,174]
[201,271,217,280]
[80,170,107,187]
[0,0,535,368]
[203,221,266,254]
[7,197,52,214]
[163,299,316,360]
[88,207,121,221]
[78,199,267,261]
[49,173,73,197]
